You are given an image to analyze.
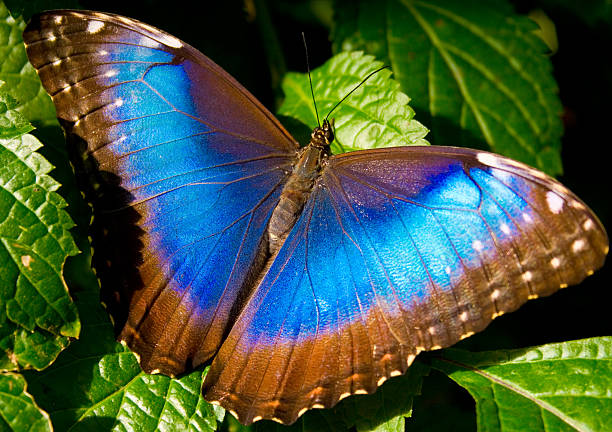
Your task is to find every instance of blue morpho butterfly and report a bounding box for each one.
[23,10,608,425]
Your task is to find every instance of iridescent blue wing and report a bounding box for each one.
[203,146,608,424]
[23,10,297,374]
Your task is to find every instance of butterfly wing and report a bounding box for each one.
[23,10,297,374]
[203,146,608,424]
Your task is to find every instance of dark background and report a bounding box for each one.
[20,0,612,430]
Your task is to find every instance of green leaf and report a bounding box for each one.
[0,84,32,139]
[28,353,223,431]
[252,361,429,432]
[278,51,428,155]
[431,337,612,432]
[0,3,57,127]
[0,372,52,431]
[0,81,79,371]
[0,324,70,371]
[26,334,224,430]
[22,241,224,431]
[333,0,563,175]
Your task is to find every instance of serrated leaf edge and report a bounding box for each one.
[438,356,592,431]
[402,0,546,157]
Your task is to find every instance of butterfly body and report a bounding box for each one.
[268,121,332,252]
[23,10,608,425]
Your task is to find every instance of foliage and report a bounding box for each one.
[0,77,79,373]
[279,51,428,153]
[333,0,563,175]
[433,338,612,431]
[0,372,51,431]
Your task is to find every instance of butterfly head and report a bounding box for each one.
[310,119,334,149]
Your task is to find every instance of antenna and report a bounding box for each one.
[324,65,390,122]
[302,32,320,128]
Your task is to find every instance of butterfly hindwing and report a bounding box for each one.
[23,10,297,374]
[203,146,607,424]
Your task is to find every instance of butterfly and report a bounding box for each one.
[23,10,608,425]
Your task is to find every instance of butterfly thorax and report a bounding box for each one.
[267,122,332,254]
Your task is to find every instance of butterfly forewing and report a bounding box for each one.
[203,146,607,424]
[23,10,297,375]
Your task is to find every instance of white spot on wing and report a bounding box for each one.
[546,191,564,214]
[140,22,184,48]
[472,240,484,252]
[583,219,594,230]
[522,271,533,282]
[522,213,533,223]
[87,20,104,33]
[476,152,499,166]
[572,239,586,252]
[550,257,561,268]
[500,223,511,235]
[159,34,183,48]
[478,151,544,183]
[407,354,416,365]
[113,14,183,48]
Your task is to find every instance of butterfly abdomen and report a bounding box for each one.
[268,144,327,253]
